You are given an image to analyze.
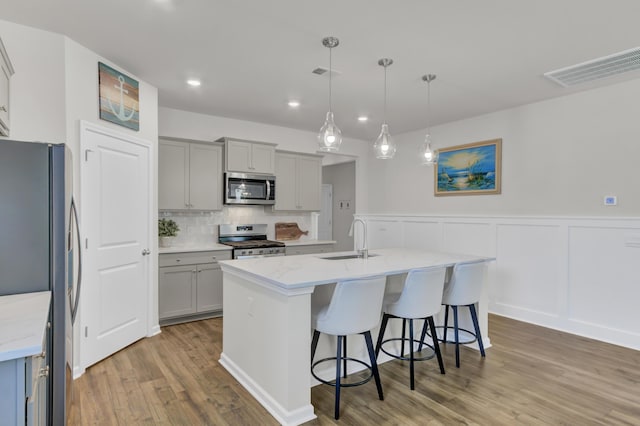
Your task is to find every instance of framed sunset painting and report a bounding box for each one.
[435,138,502,196]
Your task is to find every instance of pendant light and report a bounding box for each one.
[318,36,342,152]
[373,58,397,159]
[420,74,438,165]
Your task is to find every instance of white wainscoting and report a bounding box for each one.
[357,214,640,351]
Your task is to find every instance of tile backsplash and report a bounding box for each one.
[160,206,317,246]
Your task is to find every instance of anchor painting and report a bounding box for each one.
[98,62,140,131]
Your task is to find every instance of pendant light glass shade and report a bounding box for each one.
[318,111,342,151]
[374,58,396,159]
[420,74,438,165]
[318,37,343,152]
[421,133,438,165]
[374,123,396,159]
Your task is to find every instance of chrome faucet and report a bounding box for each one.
[348,218,368,259]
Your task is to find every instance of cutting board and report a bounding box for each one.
[275,222,309,241]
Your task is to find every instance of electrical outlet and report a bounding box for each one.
[604,196,617,206]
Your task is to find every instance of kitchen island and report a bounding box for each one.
[219,248,492,425]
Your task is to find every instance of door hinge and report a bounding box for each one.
[85,326,88,337]
[85,149,94,161]
[85,238,88,249]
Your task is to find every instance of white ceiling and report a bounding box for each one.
[2,0,640,141]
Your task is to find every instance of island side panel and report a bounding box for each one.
[220,269,316,424]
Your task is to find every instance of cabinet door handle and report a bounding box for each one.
[142,249,151,256]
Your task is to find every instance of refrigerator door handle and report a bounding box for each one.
[70,197,82,325]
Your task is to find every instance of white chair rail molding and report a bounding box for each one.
[355,213,640,351]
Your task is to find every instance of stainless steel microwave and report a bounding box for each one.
[224,172,276,205]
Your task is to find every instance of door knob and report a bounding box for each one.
[142,249,151,256]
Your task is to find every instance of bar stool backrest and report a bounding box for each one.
[442,261,487,306]
[315,276,387,336]
[386,267,447,319]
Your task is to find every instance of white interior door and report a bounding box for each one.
[80,123,151,369]
[318,184,333,240]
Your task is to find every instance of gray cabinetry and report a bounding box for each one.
[219,137,276,174]
[274,151,322,211]
[0,334,48,426]
[0,37,15,136]
[285,243,335,256]
[158,139,222,211]
[158,250,231,325]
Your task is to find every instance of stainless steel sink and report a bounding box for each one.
[320,254,378,260]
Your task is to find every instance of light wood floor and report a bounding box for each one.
[68,315,640,425]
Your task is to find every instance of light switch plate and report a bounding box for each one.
[604,196,617,206]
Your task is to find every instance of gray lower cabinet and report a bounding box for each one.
[158,250,231,325]
[0,339,48,426]
[285,244,335,256]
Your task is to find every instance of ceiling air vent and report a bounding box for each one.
[312,67,342,77]
[544,47,640,87]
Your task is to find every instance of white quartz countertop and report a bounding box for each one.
[159,243,232,254]
[279,239,336,246]
[0,291,51,362]
[220,248,492,290]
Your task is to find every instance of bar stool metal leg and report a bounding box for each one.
[343,336,348,378]
[469,303,485,357]
[452,305,460,368]
[311,330,320,363]
[335,335,343,420]
[363,331,384,401]
[408,319,415,390]
[428,316,445,374]
[443,304,450,342]
[375,313,390,357]
[401,319,407,357]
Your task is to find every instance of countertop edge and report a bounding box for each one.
[0,291,51,362]
[279,240,336,246]
[159,244,232,254]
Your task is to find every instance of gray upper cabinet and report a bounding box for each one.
[274,151,322,211]
[159,139,222,211]
[0,37,15,137]
[220,137,276,174]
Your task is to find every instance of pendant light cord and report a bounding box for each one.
[383,65,387,125]
[426,78,431,133]
[329,47,333,113]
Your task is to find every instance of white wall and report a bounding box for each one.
[365,78,640,217]
[359,214,640,351]
[0,20,66,142]
[1,19,159,376]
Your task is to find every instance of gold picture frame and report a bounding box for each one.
[435,138,502,196]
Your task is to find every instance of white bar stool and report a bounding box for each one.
[430,261,487,368]
[374,267,447,390]
[310,275,387,420]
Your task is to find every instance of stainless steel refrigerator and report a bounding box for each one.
[0,139,81,425]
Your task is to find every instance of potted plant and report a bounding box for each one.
[158,218,179,247]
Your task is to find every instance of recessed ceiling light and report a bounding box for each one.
[187,79,201,87]
[288,101,300,108]
[358,116,368,122]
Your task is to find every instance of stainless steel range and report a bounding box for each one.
[219,224,286,259]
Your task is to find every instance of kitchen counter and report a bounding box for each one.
[278,239,336,246]
[219,248,485,291]
[158,243,231,254]
[219,249,493,425]
[0,291,50,362]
